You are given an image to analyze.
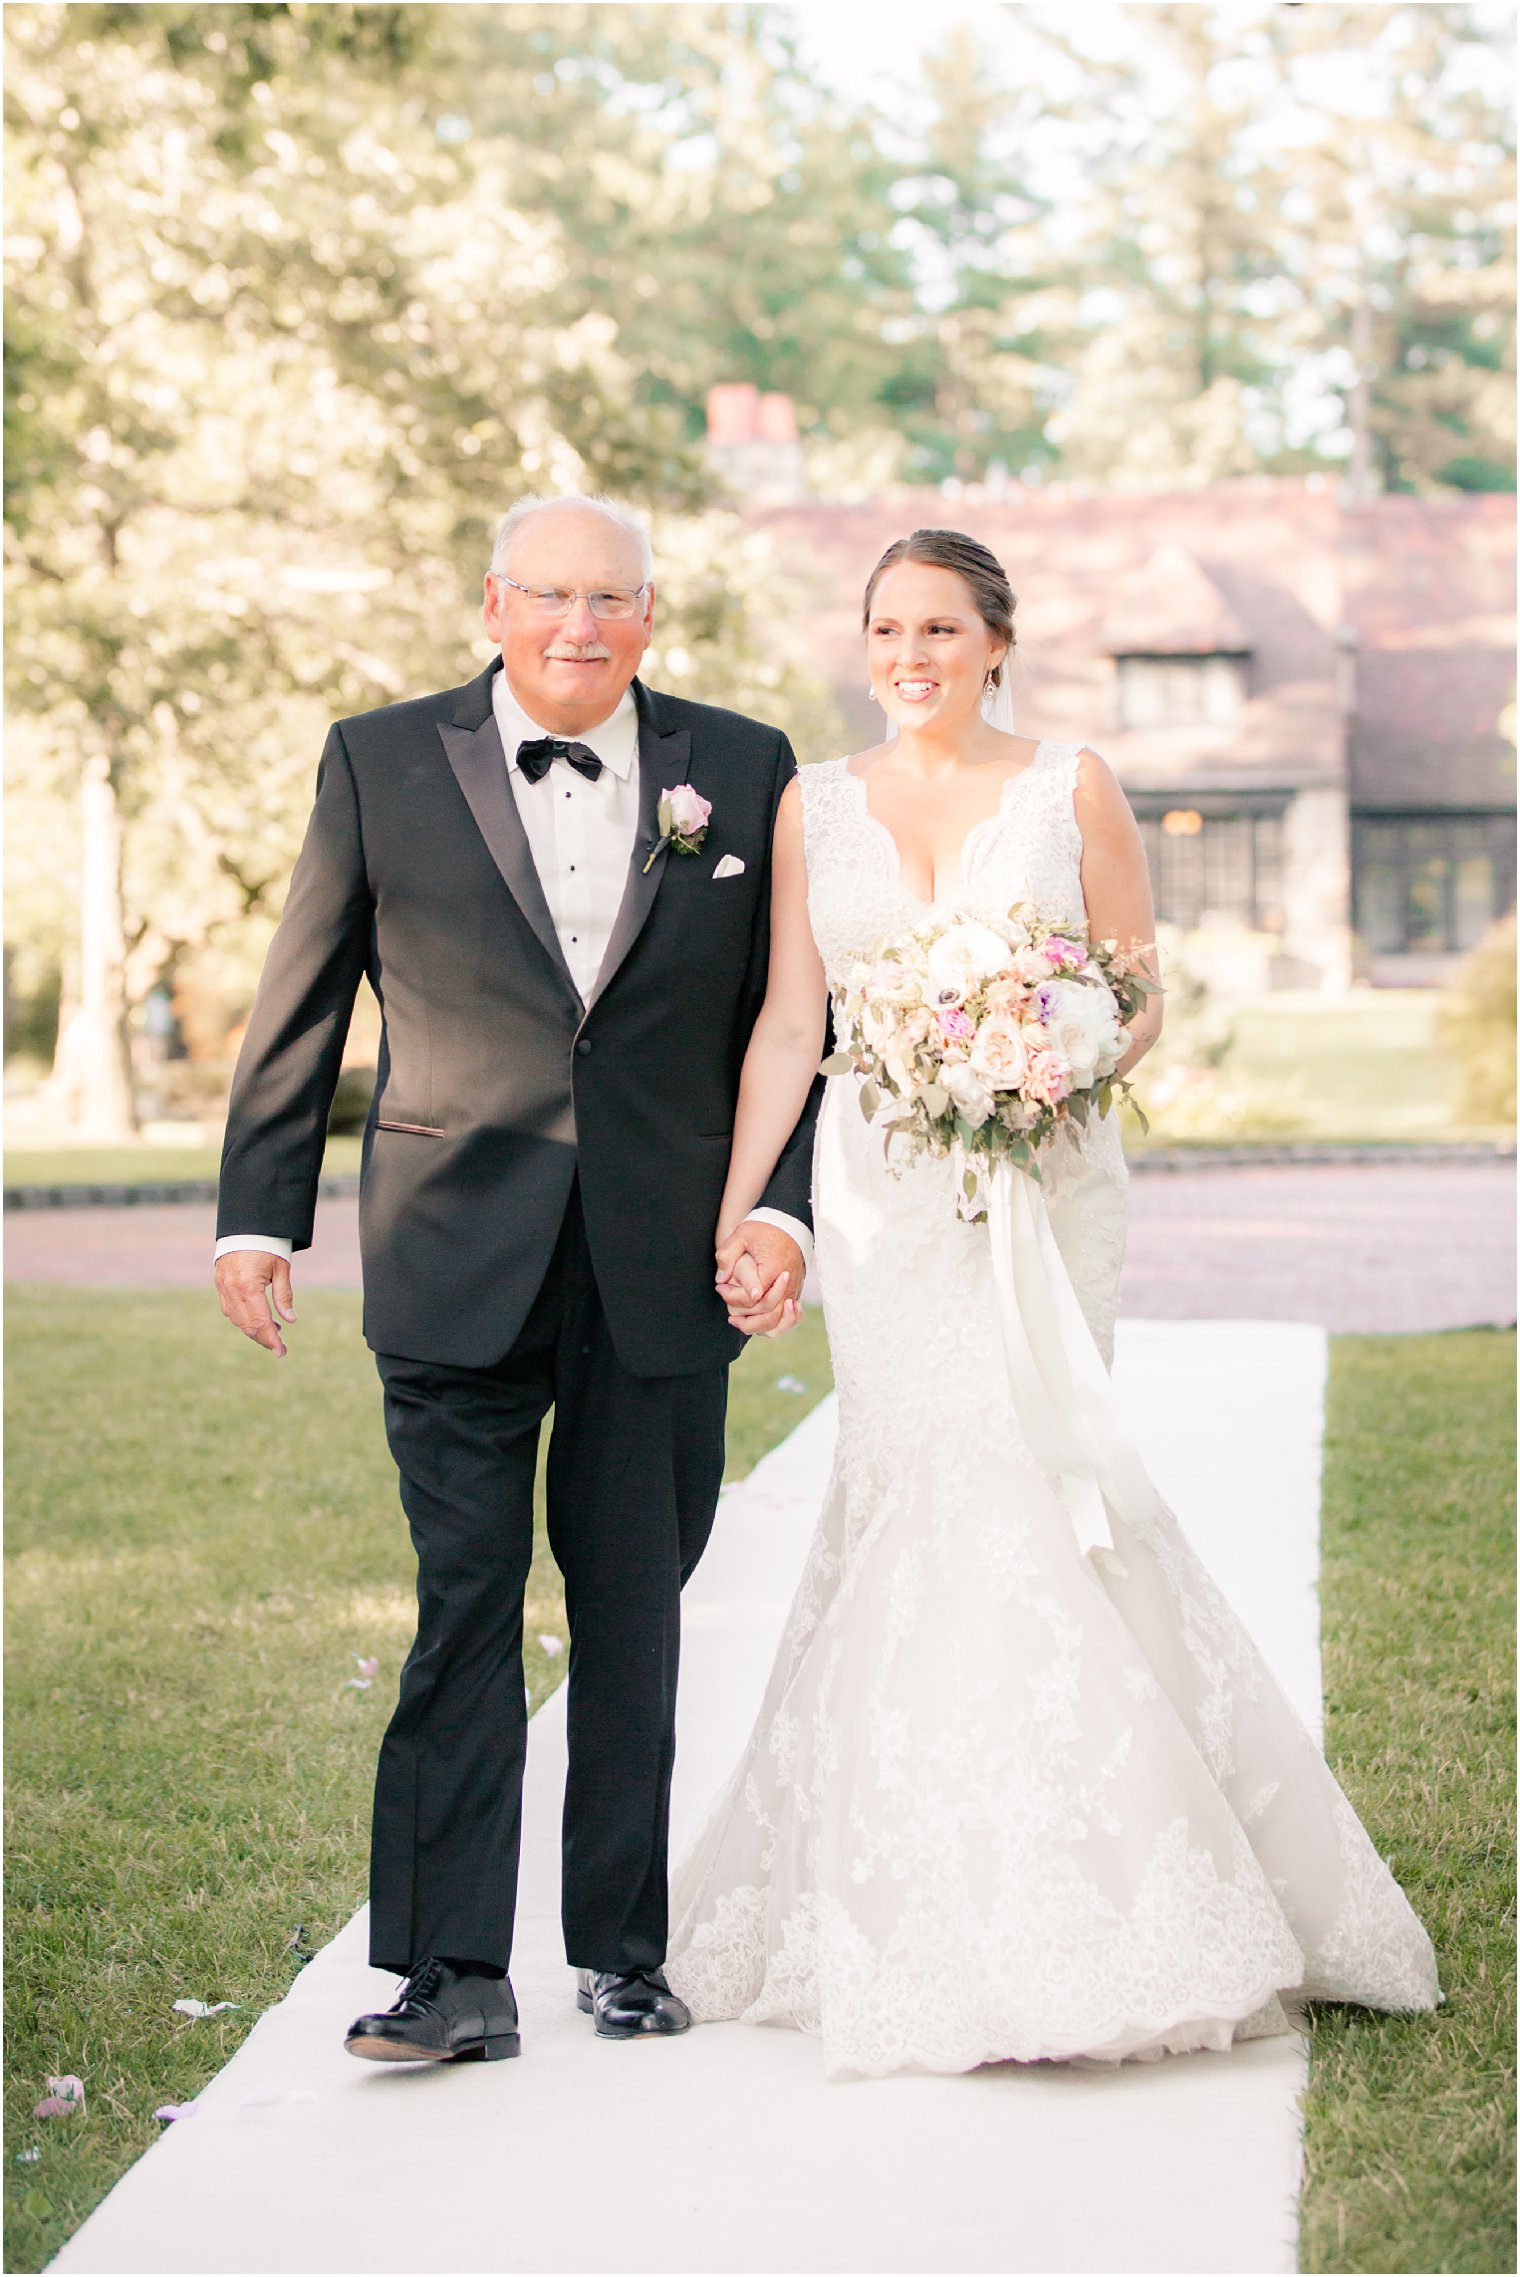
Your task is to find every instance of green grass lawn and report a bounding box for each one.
[3,1289,832,2273]
[1300,1330,1515,2275]
[1127,991,1513,1149]
[5,1302,1512,2273]
[3,1137,363,1188]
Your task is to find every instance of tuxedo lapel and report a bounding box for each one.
[588,682,693,1008]
[437,666,582,1006]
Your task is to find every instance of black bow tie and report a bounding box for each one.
[516,736,603,786]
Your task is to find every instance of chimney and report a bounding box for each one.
[705,384,807,505]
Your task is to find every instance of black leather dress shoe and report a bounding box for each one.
[345,1958,520,2064]
[575,1966,691,2039]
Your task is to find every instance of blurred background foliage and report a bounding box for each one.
[3,1,1514,1137]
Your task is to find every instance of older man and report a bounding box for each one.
[215,496,817,2060]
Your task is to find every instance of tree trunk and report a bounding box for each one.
[46,753,138,1139]
[1348,284,1376,500]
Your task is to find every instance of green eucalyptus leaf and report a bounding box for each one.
[819,1051,852,1076]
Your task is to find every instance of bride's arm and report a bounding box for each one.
[1074,747,1164,1079]
[716,777,829,1247]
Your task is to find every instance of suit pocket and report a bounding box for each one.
[375,1119,446,1137]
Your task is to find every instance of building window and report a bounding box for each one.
[1115,654,1246,732]
[1134,808,1285,933]
[1353,814,1516,955]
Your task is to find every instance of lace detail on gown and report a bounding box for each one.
[665,743,1441,2078]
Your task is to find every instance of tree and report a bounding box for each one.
[1265,1,1515,495]
[4,2,842,1134]
[1034,4,1297,487]
[877,24,1063,485]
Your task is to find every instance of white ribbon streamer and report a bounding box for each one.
[986,1158,1168,1561]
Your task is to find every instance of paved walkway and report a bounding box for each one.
[8,1162,1514,1331]
[50,1321,1324,2276]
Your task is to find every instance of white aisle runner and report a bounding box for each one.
[52,1322,1325,2277]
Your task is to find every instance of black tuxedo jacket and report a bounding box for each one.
[216,661,819,1375]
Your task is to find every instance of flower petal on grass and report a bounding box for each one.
[537,1634,564,1657]
[16,2148,41,2164]
[776,1375,806,1394]
[34,2075,85,2119]
[154,2103,195,2124]
[354,1656,380,1681]
[172,1999,240,2019]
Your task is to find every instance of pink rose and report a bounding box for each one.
[1024,1048,1074,1105]
[937,1007,976,1047]
[983,974,1031,1017]
[1043,936,1080,966]
[665,783,711,836]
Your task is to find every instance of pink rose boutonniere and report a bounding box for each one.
[644,783,712,873]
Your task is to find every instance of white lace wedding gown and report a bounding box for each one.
[665,743,1441,2079]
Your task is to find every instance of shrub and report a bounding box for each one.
[1442,913,1517,1127]
[326,1065,377,1136]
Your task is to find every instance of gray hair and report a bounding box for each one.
[489,493,653,583]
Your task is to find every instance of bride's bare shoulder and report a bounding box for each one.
[840,739,896,777]
[996,731,1046,770]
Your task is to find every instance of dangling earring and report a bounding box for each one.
[984,669,997,693]
[868,687,879,703]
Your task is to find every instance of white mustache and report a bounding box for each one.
[545,644,611,662]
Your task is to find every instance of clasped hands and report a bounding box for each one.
[715,1221,804,1340]
[218,1221,804,1357]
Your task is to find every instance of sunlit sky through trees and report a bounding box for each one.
[792,0,1515,453]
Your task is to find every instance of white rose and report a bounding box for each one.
[1037,977,1124,1086]
[941,1059,996,1128]
[968,1016,1028,1091]
[937,922,1014,984]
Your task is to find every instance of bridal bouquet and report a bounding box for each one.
[821,907,1159,1214]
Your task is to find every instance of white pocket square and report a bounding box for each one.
[712,854,746,880]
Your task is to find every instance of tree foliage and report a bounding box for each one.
[4,1,1512,1128]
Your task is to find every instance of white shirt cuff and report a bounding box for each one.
[743,1208,815,1289]
[214,1235,295,1262]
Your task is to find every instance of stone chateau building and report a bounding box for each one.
[734,468,1514,992]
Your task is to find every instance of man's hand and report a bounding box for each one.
[715,1221,804,1339]
[215,1250,297,1358]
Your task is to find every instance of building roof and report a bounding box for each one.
[1098,542,1252,655]
[743,484,1515,810]
[1340,497,1516,810]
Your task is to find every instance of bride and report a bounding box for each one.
[663,526,1442,2079]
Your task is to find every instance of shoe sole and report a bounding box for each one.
[575,1989,689,2039]
[344,2031,520,2064]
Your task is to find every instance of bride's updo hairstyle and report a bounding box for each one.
[861,528,1017,688]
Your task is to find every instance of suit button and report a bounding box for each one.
[575,1037,592,1056]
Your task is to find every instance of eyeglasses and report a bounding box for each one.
[490,574,649,621]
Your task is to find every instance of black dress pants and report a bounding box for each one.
[367,1180,728,1977]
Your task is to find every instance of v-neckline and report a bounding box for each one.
[841,744,1051,909]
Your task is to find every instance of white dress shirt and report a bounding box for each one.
[217,667,812,1283]
[493,670,642,1004]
